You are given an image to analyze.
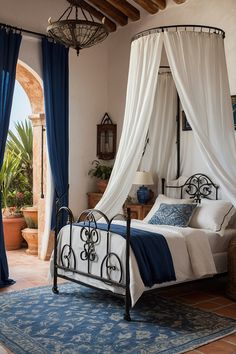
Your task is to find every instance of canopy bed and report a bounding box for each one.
[52,173,236,321]
[51,25,236,320]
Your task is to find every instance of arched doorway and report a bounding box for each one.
[15,60,48,259]
[16,60,44,114]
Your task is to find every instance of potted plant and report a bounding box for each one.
[21,206,38,228]
[0,150,26,250]
[10,121,38,255]
[88,160,113,193]
[21,207,38,255]
[1,120,34,251]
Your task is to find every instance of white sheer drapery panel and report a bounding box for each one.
[96,33,163,217]
[40,153,54,260]
[164,31,236,205]
[140,72,177,195]
[181,131,213,178]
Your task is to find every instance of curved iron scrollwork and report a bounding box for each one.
[182,173,218,202]
[77,209,107,271]
[101,252,123,284]
[163,173,219,202]
[76,209,127,283]
[80,226,99,263]
[61,244,76,270]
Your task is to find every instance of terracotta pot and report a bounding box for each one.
[21,206,38,228]
[3,216,26,251]
[21,228,38,255]
[97,179,108,193]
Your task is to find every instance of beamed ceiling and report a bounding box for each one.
[68,0,187,32]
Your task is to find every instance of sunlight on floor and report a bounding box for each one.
[0,248,50,293]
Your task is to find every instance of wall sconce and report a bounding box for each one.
[97,113,117,160]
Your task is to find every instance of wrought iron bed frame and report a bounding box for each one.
[52,173,218,321]
[162,173,219,202]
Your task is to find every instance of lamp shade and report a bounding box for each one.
[133,171,154,186]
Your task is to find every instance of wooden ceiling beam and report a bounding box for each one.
[172,0,186,3]
[86,0,128,26]
[106,0,140,21]
[151,0,166,10]
[132,0,159,14]
[68,0,117,32]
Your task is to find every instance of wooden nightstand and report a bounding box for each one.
[87,192,103,209]
[125,203,153,220]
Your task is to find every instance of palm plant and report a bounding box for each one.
[0,120,33,214]
[7,119,33,187]
[0,150,22,209]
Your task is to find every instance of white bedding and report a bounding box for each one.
[52,219,222,306]
[206,228,236,253]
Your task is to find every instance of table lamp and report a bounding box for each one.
[133,171,154,204]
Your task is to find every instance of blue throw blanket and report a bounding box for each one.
[75,222,176,287]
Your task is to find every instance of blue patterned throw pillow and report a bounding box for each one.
[148,203,197,227]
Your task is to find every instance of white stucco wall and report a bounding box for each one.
[107,0,236,186]
[68,45,108,214]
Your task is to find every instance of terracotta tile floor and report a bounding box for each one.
[157,278,236,354]
[0,249,236,353]
[0,249,51,293]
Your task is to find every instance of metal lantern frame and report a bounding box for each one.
[97,113,116,160]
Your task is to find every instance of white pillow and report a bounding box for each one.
[189,199,236,236]
[143,194,194,222]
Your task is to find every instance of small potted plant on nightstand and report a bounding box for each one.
[88,160,113,193]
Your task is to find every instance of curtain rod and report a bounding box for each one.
[0,22,48,39]
[132,25,225,42]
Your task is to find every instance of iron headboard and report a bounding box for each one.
[162,173,219,203]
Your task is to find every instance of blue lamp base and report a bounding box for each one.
[137,185,150,204]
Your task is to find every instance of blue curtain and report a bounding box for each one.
[0,28,22,287]
[42,38,69,229]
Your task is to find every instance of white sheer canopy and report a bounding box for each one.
[96,27,236,218]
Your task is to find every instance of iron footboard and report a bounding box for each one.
[52,207,132,321]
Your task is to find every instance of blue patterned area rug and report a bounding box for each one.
[0,283,236,354]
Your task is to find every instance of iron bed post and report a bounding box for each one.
[161,90,180,192]
[124,207,131,321]
[52,198,60,294]
[161,178,165,195]
[176,94,180,179]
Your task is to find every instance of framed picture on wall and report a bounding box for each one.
[182,111,192,131]
[231,95,236,129]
